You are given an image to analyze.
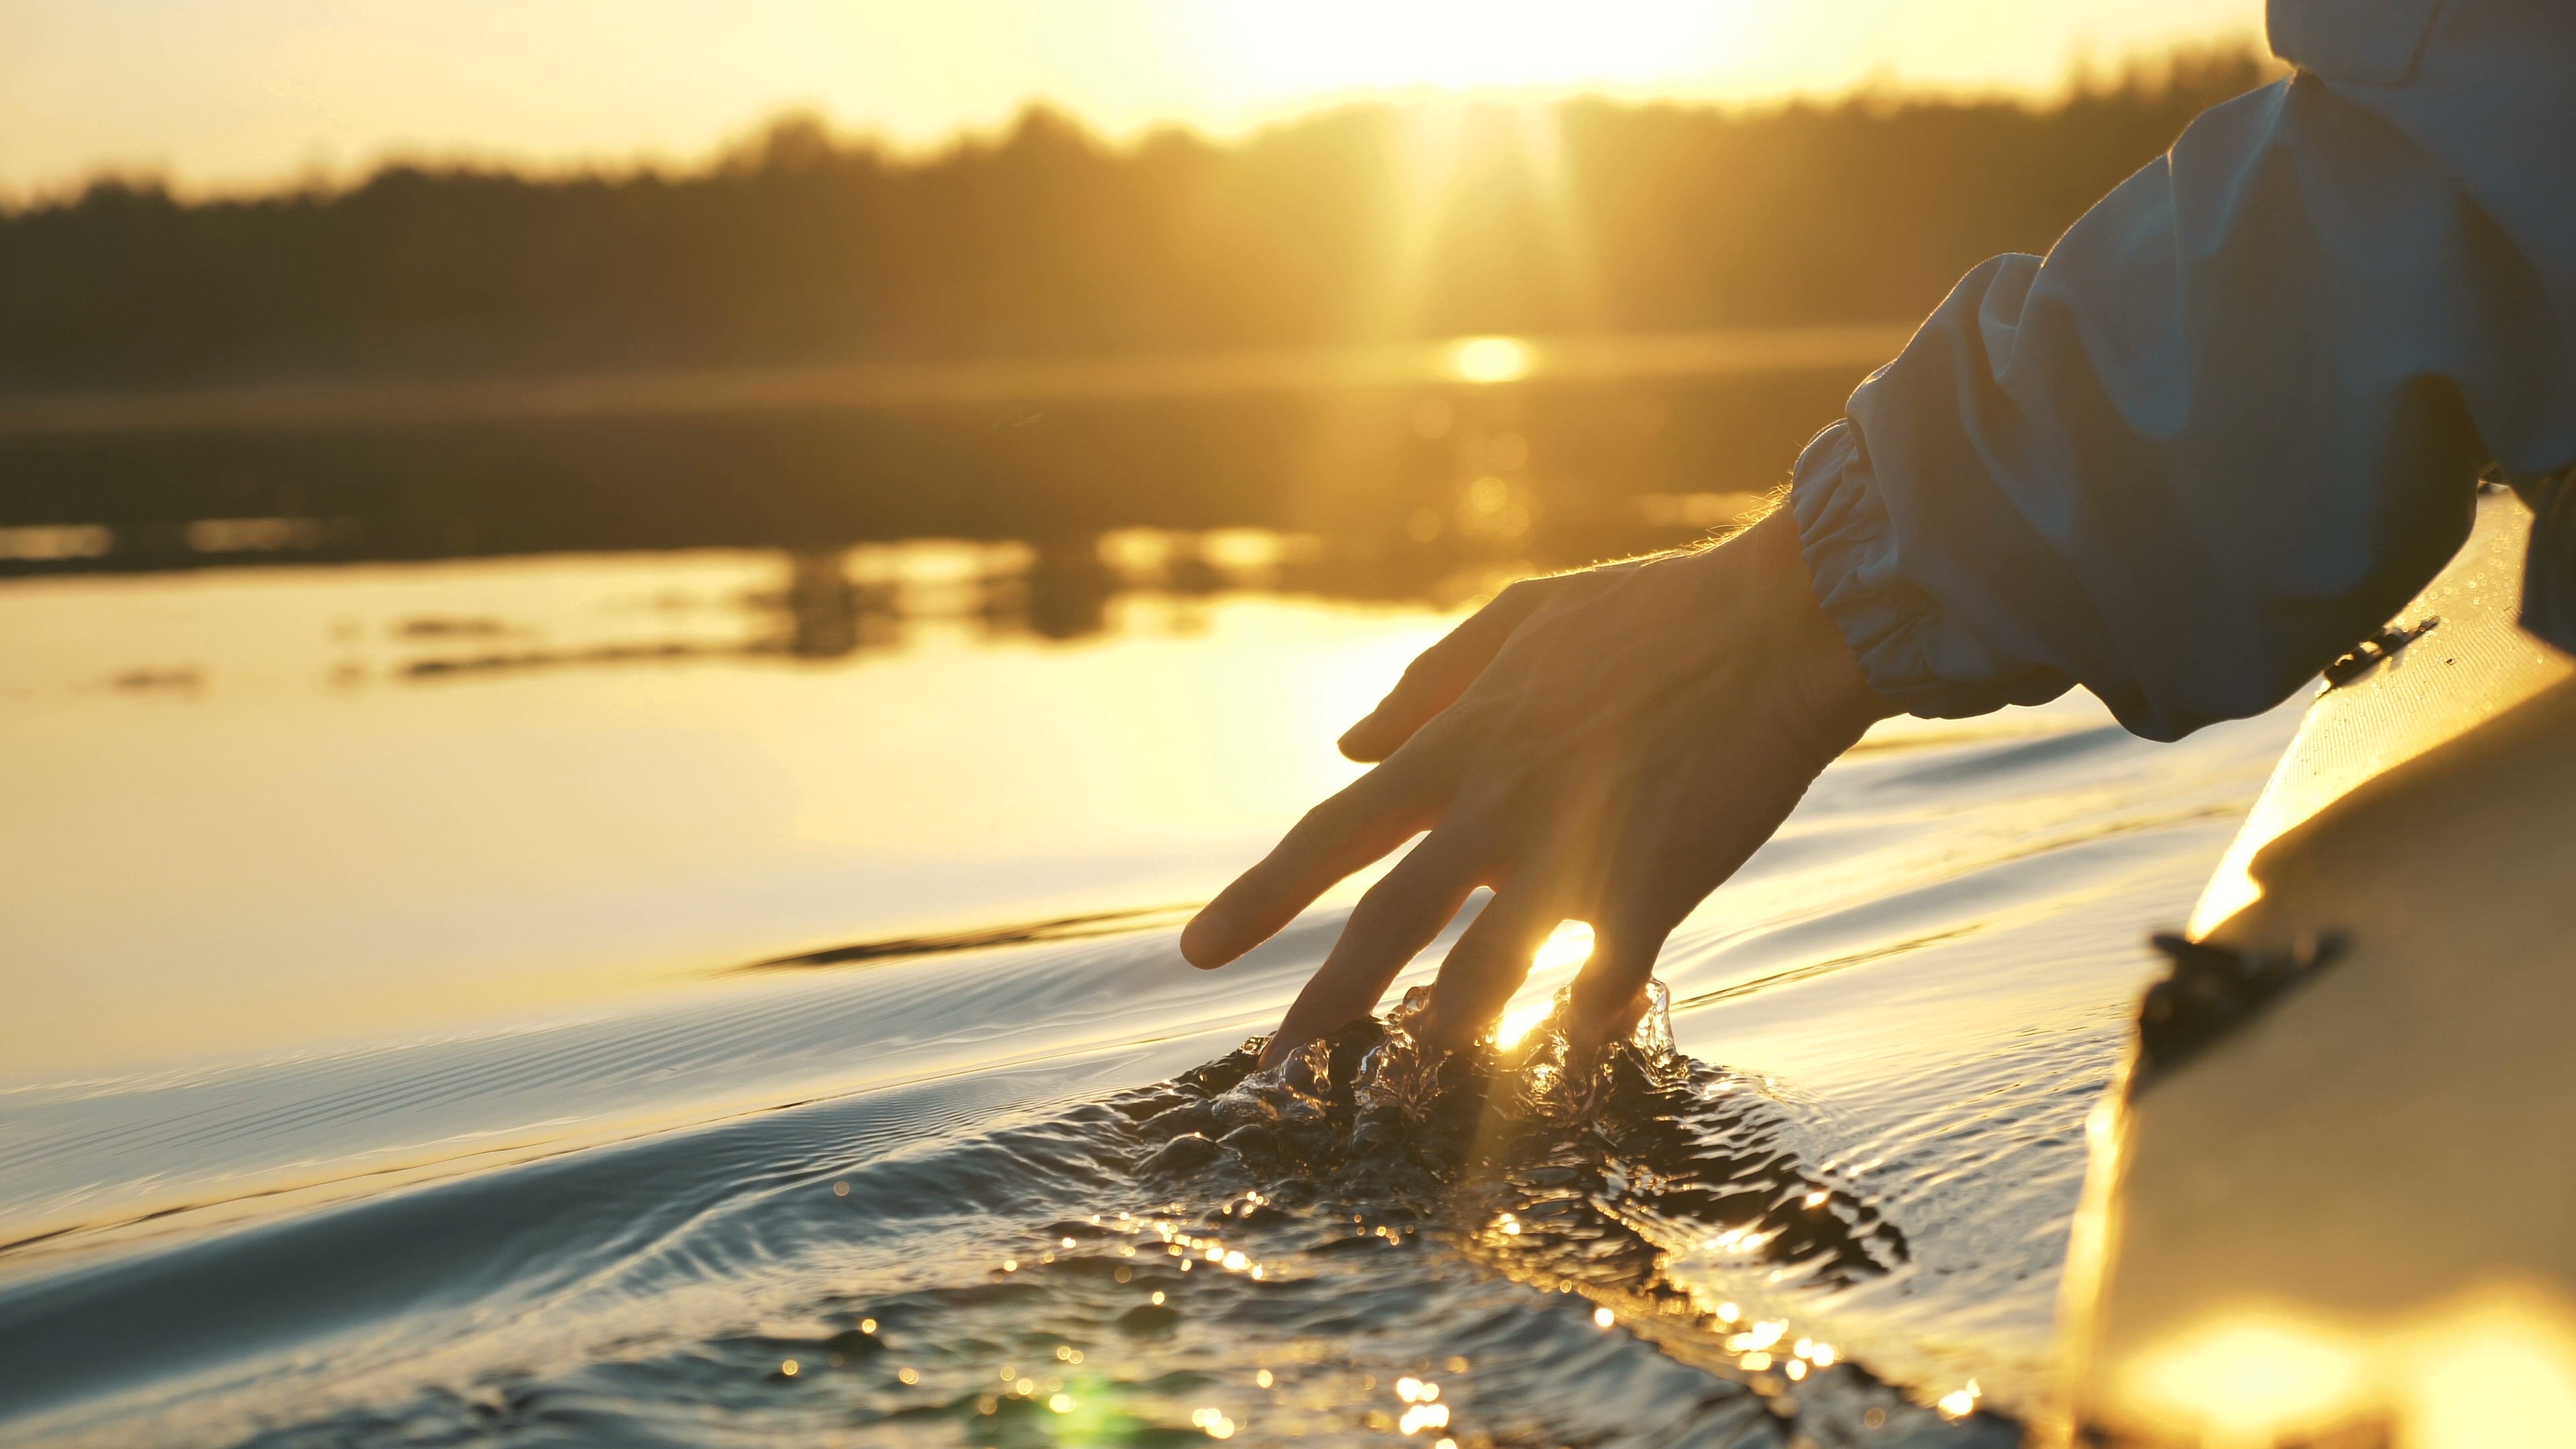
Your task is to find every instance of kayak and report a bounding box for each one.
[2042,487,2576,1447]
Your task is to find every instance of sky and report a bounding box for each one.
[0,0,2266,201]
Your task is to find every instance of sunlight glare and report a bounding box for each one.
[1200,1,1762,94]
[2403,1293,2576,1448]
[1533,918,1596,974]
[1449,335,1533,384]
[1492,920,1595,1046]
[2125,1316,2363,1441]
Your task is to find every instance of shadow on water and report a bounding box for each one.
[743,907,1204,972]
[209,989,2012,1449]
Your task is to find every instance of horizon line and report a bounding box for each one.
[2,35,2274,214]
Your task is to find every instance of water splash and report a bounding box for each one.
[1132,980,1907,1293]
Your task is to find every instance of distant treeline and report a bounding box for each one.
[0,49,2275,396]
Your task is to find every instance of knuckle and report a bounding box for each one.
[1373,749,1453,807]
[1297,780,1401,843]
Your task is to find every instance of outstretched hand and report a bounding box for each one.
[1180,507,1894,1067]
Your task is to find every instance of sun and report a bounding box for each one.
[1197,0,1764,98]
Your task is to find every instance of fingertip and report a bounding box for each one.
[1568,940,1660,1042]
[1254,1030,1301,1071]
[1179,909,1234,969]
[1335,711,1390,761]
[1404,994,1475,1057]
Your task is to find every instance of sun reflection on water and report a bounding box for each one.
[1447,335,1534,384]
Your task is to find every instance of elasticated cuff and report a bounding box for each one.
[1788,421,2021,720]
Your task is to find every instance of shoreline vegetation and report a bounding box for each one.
[0,46,2274,396]
[0,48,2276,586]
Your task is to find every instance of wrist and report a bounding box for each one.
[1740,508,1900,751]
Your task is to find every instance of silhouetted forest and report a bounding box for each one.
[0,51,2279,589]
[0,49,2274,394]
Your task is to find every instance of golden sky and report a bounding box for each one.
[0,0,2265,200]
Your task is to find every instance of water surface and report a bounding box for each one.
[0,551,2304,1446]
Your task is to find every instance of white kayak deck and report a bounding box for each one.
[2047,490,2576,1447]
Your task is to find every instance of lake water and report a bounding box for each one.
[0,549,2305,1446]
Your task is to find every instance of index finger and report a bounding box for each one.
[1179,757,1442,969]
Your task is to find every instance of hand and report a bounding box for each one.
[1181,508,1895,1067]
